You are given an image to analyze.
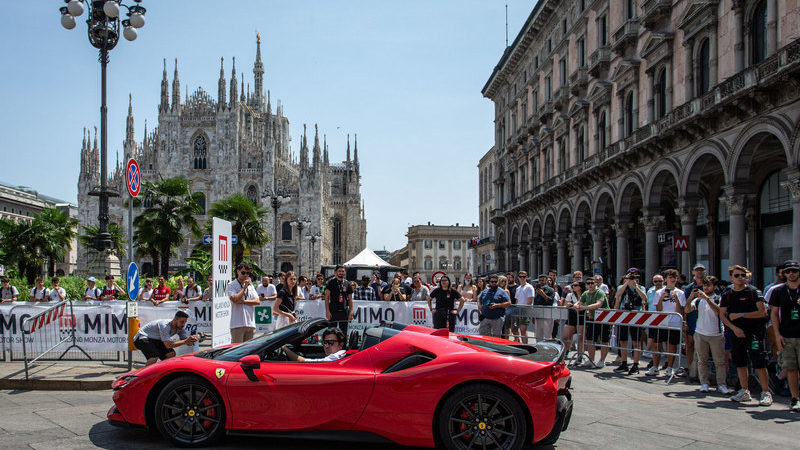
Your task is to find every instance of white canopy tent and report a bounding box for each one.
[343,248,393,267]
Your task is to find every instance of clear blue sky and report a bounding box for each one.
[0,1,532,251]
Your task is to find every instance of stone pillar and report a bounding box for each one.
[592,225,604,275]
[614,221,630,282]
[766,0,778,56]
[733,5,744,72]
[706,215,718,276]
[641,215,664,284]
[684,39,694,99]
[572,228,584,272]
[678,206,699,276]
[782,178,800,261]
[557,236,568,275]
[517,251,525,273]
[726,193,748,267]
[542,239,552,274]
[530,241,539,277]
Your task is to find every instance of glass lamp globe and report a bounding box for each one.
[61,13,77,30]
[67,0,84,17]
[129,12,145,28]
[123,26,138,41]
[103,1,120,18]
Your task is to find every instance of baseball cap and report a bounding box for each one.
[361,275,370,281]
[692,263,706,271]
[783,260,800,270]
[86,276,96,282]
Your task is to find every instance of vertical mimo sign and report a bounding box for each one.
[212,217,232,347]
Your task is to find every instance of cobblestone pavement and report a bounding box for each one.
[0,369,797,449]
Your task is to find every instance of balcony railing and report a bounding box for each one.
[588,46,612,77]
[612,20,639,55]
[569,67,589,94]
[553,86,570,109]
[641,0,672,30]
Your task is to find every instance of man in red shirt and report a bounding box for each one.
[151,276,172,306]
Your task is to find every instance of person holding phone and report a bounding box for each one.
[227,262,260,343]
[647,269,686,378]
[614,271,647,374]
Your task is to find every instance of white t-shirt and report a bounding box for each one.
[598,283,610,295]
[655,286,686,328]
[309,285,323,299]
[692,294,723,336]
[30,287,50,300]
[84,286,101,300]
[565,292,579,306]
[515,283,535,306]
[765,283,783,303]
[227,279,259,328]
[139,288,153,300]
[48,287,66,302]
[256,284,277,300]
[183,285,202,301]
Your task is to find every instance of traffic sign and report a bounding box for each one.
[204,234,237,245]
[431,271,446,286]
[674,236,689,251]
[125,158,141,197]
[127,262,140,301]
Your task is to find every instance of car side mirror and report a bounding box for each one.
[239,354,261,371]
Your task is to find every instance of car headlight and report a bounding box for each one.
[112,375,138,390]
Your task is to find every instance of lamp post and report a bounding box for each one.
[306,233,321,276]
[290,218,311,275]
[261,188,290,276]
[60,0,147,252]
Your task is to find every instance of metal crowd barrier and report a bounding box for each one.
[21,299,91,380]
[503,305,571,348]
[579,309,684,384]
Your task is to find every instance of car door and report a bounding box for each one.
[225,350,375,431]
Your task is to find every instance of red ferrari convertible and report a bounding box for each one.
[109,319,572,449]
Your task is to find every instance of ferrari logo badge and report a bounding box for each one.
[215,368,225,379]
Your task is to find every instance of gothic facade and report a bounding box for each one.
[78,36,367,276]
[481,0,800,286]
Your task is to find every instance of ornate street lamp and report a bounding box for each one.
[59,0,147,251]
[262,188,290,276]
[290,218,311,276]
[305,233,322,276]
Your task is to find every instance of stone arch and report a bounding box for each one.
[644,159,683,208]
[557,205,573,235]
[520,222,530,245]
[532,218,542,241]
[790,115,800,167]
[729,117,793,184]
[574,199,593,230]
[681,140,730,197]
[616,176,645,217]
[593,186,616,223]
[543,213,557,238]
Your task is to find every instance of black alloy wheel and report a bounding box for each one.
[154,376,226,447]
[439,384,526,450]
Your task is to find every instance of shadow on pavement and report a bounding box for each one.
[745,408,800,424]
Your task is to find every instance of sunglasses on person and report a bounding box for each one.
[489,280,498,284]
[518,275,527,278]
[732,273,747,278]
[571,284,580,288]
[322,340,340,346]
[653,280,663,283]
[784,268,799,274]
[240,271,251,276]
[586,281,595,285]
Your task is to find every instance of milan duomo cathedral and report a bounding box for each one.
[77,36,367,276]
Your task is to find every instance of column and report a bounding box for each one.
[733,4,744,72]
[783,179,800,261]
[557,235,568,275]
[684,39,694,100]
[766,0,778,56]
[542,238,552,274]
[678,205,698,276]
[572,228,584,272]
[530,241,539,277]
[591,225,604,275]
[726,193,748,267]
[614,221,630,282]
[641,215,664,284]
[517,250,525,273]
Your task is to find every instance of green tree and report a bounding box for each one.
[78,222,127,259]
[204,193,270,267]
[0,219,42,283]
[134,176,202,276]
[34,208,79,277]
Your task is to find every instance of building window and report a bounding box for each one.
[439,240,446,250]
[544,148,552,179]
[424,259,432,270]
[576,126,585,162]
[531,156,538,186]
[439,259,448,270]
[597,111,607,151]
[626,0,635,20]
[655,68,668,119]
[245,185,258,204]
[624,92,635,137]
[509,171,516,201]
[522,101,527,121]
[545,76,552,101]
[196,192,206,215]
[696,39,710,96]
[454,258,462,271]
[559,59,567,86]
[598,16,607,46]
[282,221,292,241]
[333,218,342,264]
[454,240,461,250]
[193,135,207,169]
[558,137,568,173]
[759,171,790,213]
[752,1,768,64]
[424,240,432,249]
[578,39,585,67]
[562,19,567,34]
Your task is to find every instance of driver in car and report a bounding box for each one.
[281,327,347,362]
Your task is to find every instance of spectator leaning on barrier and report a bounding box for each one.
[577,277,610,368]
[355,276,377,301]
[428,275,463,332]
[594,274,610,296]
[48,277,66,302]
[183,277,203,303]
[228,262,260,343]
[533,274,556,343]
[1,277,19,302]
[83,277,101,300]
[151,276,171,306]
[645,274,665,370]
[202,275,213,302]
[478,274,511,337]
[514,274,535,344]
[133,310,199,366]
[614,270,647,375]
[257,275,277,302]
[100,274,123,300]
[173,276,186,303]
[721,264,772,405]
[685,275,730,395]
[649,269,686,378]
[682,263,708,379]
[309,273,325,300]
[274,271,299,328]
[768,260,800,411]
[409,274,430,303]
[383,277,408,301]
[30,278,50,302]
[562,280,586,362]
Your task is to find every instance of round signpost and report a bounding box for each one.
[431,271,446,286]
[125,158,140,370]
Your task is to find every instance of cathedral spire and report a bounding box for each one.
[125,94,134,157]
[313,123,321,170]
[354,133,359,172]
[253,33,264,109]
[346,134,351,166]
[160,58,169,113]
[172,58,181,112]
[240,73,245,102]
[229,57,238,107]
[267,90,271,115]
[300,124,309,170]
[323,134,329,166]
[218,57,226,110]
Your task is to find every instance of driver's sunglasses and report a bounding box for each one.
[322,340,340,346]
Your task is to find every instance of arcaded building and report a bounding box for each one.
[481,0,800,285]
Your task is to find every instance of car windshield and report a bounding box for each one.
[206,322,304,362]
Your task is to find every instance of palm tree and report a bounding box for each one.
[204,193,269,267]
[134,176,202,276]
[78,222,127,259]
[34,208,79,277]
[0,218,42,283]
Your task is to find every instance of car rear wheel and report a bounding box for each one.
[154,376,226,447]
[438,384,527,450]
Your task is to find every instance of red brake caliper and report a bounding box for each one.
[201,396,215,429]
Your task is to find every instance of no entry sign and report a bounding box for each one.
[126,158,140,197]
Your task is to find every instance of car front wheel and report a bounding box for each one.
[438,384,527,450]
[154,375,226,447]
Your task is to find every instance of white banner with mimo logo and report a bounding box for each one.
[212,217,232,347]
